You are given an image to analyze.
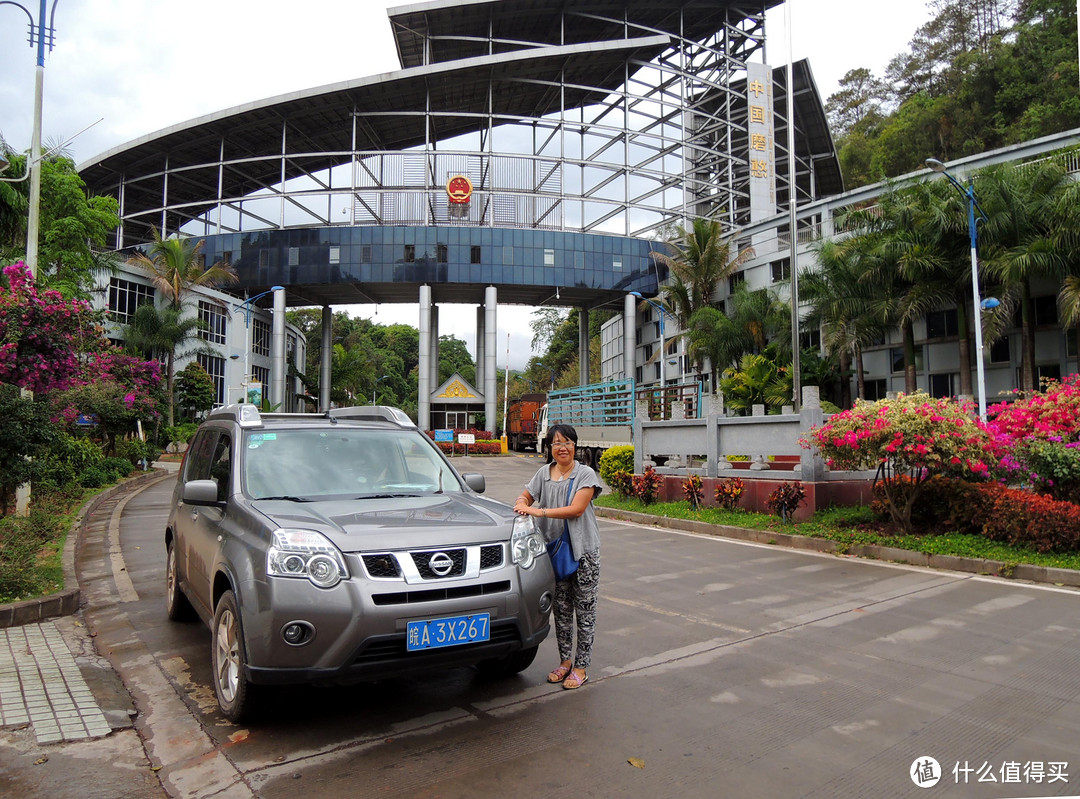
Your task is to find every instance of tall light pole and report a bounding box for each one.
[230,286,284,405]
[1,0,59,278]
[372,374,389,406]
[926,157,991,421]
[631,291,667,389]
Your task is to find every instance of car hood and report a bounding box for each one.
[250,493,516,552]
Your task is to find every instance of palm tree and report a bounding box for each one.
[126,228,238,309]
[979,160,1071,392]
[123,304,207,427]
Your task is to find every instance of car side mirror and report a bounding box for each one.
[183,479,222,506]
[461,472,485,493]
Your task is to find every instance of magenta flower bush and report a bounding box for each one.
[805,392,993,534]
[0,262,93,393]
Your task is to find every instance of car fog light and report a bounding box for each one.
[282,621,315,646]
[538,591,553,614]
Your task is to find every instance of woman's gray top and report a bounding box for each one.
[525,461,602,560]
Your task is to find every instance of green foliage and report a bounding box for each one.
[163,423,199,449]
[78,466,110,488]
[115,438,161,467]
[101,457,134,479]
[0,385,59,514]
[0,487,80,603]
[608,470,633,499]
[1017,439,1080,503]
[719,353,792,415]
[175,361,216,421]
[598,445,635,484]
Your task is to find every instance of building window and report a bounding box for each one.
[929,373,957,398]
[360,245,372,263]
[197,353,226,406]
[1033,295,1059,325]
[470,245,482,264]
[613,258,622,270]
[107,278,154,324]
[404,244,415,263]
[891,346,923,373]
[502,246,513,265]
[250,364,269,392]
[728,272,745,294]
[544,248,555,266]
[864,379,888,401]
[252,318,271,357]
[800,328,821,350]
[198,301,228,345]
[771,259,790,283]
[989,336,1010,364]
[926,308,959,339]
[329,246,340,265]
[437,243,448,263]
[288,247,299,266]
[1037,363,1061,383]
[259,250,269,268]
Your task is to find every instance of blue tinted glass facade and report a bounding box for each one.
[198,226,664,296]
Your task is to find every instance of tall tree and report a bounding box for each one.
[126,229,237,309]
[123,303,207,427]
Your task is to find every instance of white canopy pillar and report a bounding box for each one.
[484,286,498,432]
[623,293,637,382]
[319,305,332,411]
[418,285,432,429]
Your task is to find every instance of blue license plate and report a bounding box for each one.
[406,613,490,651]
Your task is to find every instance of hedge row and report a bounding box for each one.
[435,440,502,455]
[874,477,1080,553]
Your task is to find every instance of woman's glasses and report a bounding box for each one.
[551,441,575,450]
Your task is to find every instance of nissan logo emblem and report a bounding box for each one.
[428,552,454,576]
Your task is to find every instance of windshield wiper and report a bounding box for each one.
[255,495,313,502]
[353,493,422,500]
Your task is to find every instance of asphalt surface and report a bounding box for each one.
[4,455,1080,798]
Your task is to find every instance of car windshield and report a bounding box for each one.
[242,427,462,500]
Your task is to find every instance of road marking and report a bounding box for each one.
[108,483,160,604]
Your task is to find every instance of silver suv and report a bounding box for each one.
[165,404,553,721]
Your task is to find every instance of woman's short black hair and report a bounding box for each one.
[545,424,578,461]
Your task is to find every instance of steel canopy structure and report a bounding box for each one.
[77,0,841,428]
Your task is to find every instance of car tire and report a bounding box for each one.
[165,541,196,621]
[476,644,539,678]
[211,590,258,722]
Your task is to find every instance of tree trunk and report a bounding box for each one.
[1020,281,1035,392]
[956,299,973,399]
[855,345,866,402]
[903,319,917,393]
[166,351,176,428]
[839,349,852,409]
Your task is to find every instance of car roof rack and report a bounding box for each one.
[205,403,264,428]
[327,405,415,427]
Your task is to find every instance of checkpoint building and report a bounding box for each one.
[79,0,841,428]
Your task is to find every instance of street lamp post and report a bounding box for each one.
[630,291,667,390]
[0,0,59,279]
[230,286,284,405]
[372,374,389,406]
[925,157,991,421]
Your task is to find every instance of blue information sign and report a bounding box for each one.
[434,429,454,442]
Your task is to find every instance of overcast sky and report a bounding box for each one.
[0,0,934,369]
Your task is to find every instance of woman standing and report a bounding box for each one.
[514,424,602,689]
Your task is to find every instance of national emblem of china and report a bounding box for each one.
[446,175,473,204]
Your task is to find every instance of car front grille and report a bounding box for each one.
[361,543,505,581]
[371,580,512,606]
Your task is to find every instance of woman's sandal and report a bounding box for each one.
[562,670,588,690]
[547,664,572,684]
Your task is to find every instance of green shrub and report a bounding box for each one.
[598,446,634,484]
[1019,439,1080,504]
[102,457,134,478]
[608,470,633,498]
[79,467,109,488]
[163,423,199,450]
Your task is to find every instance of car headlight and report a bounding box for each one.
[267,529,349,588]
[510,515,546,568]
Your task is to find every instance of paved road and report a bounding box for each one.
[86,455,1080,798]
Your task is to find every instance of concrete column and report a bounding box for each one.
[320,305,332,411]
[418,285,432,429]
[484,286,497,432]
[623,293,636,382]
[270,289,286,409]
[475,305,485,387]
[579,307,590,386]
[799,385,826,481]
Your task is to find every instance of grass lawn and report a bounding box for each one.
[594,494,1080,573]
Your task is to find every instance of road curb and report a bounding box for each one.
[0,470,176,629]
[595,506,1080,589]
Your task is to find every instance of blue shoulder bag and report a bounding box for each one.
[545,476,579,581]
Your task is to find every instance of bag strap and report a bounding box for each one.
[563,475,574,534]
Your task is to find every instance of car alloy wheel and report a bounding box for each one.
[211,590,256,722]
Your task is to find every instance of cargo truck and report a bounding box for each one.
[505,393,546,452]
[536,379,701,467]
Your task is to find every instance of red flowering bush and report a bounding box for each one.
[682,473,703,509]
[978,484,1080,553]
[608,469,633,498]
[714,476,745,510]
[0,262,94,393]
[632,466,664,505]
[806,392,993,534]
